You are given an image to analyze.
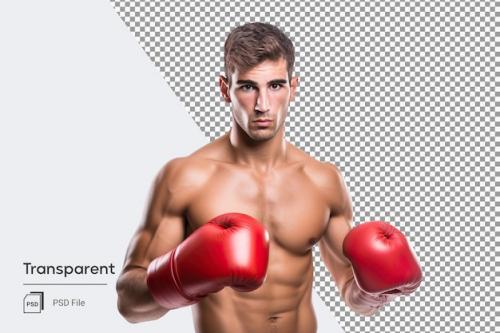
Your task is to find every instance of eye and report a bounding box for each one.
[241,84,255,91]
[270,83,283,90]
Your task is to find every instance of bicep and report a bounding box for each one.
[121,161,187,272]
[319,213,354,293]
[122,213,185,272]
[318,163,355,297]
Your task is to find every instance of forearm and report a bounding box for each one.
[116,267,168,323]
[342,278,392,316]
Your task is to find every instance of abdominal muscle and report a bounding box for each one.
[191,246,317,333]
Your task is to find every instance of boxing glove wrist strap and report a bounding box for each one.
[163,248,199,302]
[147,248,200,309]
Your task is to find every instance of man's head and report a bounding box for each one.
[220,22,299,142]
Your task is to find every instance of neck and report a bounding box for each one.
[227,122,288,173]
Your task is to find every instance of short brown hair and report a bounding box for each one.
[224,22,295,86]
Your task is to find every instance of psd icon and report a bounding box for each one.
[24,291,44,313]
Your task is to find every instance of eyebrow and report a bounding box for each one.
[236,79,288,86]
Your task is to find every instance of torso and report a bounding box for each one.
[172,134,336,333]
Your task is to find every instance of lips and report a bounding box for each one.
[253,119,273,127]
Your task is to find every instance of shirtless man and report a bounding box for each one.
[116,22,422,333]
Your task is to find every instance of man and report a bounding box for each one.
[116,22,422,333]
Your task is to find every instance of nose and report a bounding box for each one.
[255,90,270,112]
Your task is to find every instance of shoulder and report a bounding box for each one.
[303,159,351,215]
[155,156,216,193]
[294,143,340,184]
[148,156,217,215]
[155,134,235,190]
[306,161,343,190]
[284,144,342,185]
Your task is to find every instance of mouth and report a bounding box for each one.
[253,119,273,127]
[254,119,272,123]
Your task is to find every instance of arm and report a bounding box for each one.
[318,163,389,316]
[116,158,270,322]
[116,158,187,323]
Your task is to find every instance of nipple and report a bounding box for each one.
[268,315,279,323]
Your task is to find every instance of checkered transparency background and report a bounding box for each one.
[110,1,498,332]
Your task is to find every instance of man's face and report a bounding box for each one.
[221,58,298,142]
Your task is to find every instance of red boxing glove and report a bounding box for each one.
[146,213,269,309]
[343,221,422,296]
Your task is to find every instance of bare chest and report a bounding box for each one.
[186,164,331,254]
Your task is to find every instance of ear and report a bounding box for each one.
[289,76,299,102]
[219,75,231,103]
